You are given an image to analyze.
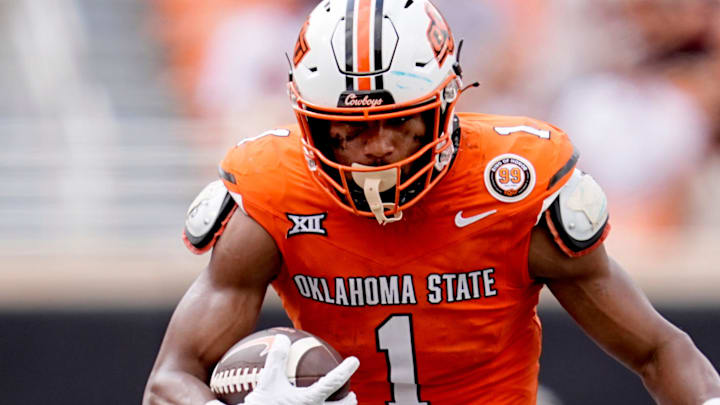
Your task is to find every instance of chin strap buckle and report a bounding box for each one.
[351,165,403,225]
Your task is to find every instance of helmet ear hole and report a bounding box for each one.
[443,80,460,104]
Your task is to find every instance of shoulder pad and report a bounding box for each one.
[183,180,237,255]
[544,169,610,257]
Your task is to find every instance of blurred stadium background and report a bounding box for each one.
[0,0,718,404]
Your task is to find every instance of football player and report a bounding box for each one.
[143,1,720,404]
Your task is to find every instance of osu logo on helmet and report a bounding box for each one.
[425,2,455,66]
[293,19,311,67]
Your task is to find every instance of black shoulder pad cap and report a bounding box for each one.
[182,179,240,256]
[545,197,608,256]
[184,193,236,249]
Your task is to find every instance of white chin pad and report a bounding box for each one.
[351,164,403,225]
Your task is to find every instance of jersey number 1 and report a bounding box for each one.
[375,314,429,405]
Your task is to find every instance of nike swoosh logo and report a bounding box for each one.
[455,209,497,228]
[220,335,275,361]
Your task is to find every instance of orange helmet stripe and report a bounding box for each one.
[356,0,372,90]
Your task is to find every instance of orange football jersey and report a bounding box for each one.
[219,112,580,404]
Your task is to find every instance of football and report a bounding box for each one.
[209,327,350,404]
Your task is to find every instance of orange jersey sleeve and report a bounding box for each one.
[218,114,584,404]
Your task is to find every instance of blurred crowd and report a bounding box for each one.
[147,0,720,232]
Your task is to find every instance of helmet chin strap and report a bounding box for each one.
[351,163,403,225]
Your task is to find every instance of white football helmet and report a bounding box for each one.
[289,0,465,224]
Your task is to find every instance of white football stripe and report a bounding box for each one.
[286,337,323,380]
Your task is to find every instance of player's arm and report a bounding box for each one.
[529,221,720,404]
[143,210,282,405]
[531,233,720,403]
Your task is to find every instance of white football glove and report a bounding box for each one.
[240,334,359,405]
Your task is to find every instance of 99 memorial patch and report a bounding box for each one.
[484,154,536,203]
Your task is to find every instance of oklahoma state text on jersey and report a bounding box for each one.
[219,112,581,404]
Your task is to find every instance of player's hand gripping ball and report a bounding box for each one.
[209,327,352,404]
